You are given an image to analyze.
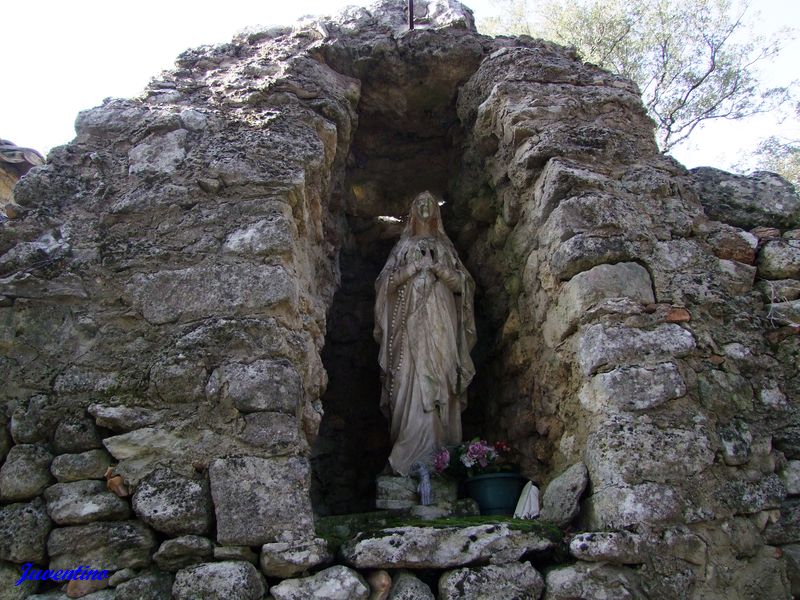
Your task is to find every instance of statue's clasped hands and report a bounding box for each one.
[424,260,461,292]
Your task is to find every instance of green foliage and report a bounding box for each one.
[479,0,533,36]
[749,102,800,187]
[735,102,800,186]
[479,0,793,152]
[752,136,800,188]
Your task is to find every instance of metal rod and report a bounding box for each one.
[408,0,414,30]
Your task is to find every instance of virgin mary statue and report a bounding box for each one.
[374,191,476,476]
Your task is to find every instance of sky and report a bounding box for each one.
[2,0,798,173]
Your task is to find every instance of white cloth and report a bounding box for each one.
[514,481,540,519]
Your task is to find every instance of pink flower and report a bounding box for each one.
[467,440,489,459]
[433,448,450,473]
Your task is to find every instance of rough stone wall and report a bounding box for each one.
[449,36,800,599]
[1,1,799,598]
[1,12,362,582]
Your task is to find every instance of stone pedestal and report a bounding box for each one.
[375,475,457,510]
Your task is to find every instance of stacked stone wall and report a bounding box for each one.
[1,1,799,598]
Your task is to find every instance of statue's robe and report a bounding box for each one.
[374,233,476,476]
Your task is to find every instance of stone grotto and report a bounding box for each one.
[1,1,800,598]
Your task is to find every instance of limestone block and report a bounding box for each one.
[10,395,57,444]
[223,206,295,258]
[690,167,800,229]
[0,444,53,501]
[766,499,800,545]
[540,463,588,527]
[240,412,302,449]
[539,192,648,250]
[543,262,654,346]
[767,299,800,325]
[74,100,156,139]
[719,474,785,516]
[579,362,686,413]
[209,456,314,545]
[409,0,477,29]
[179,109,207,131]
[586,416,714,487]
[341,524,553,569]
[708,226,758,264]
[50,449,112,482]
[544,563,641,600]
[0,559,39,598]
[661,529,708,566]
[389,570,435,599]
[260,538,333,578]
[697,369,753,413]
[148,355,208,404]
[128,264,297,325]
[549,235,633,281]
[783,544,800,598]
[270,565,369,600]
[759,240,800,280]
[52,366,120,395]
[719,517,764,558]
[753,226,783,240]
[717,258,758,295]
[103,428,186,463]
[719,420,752,466]
[577,323,695,376]
[43,481,130,525]
[47,521,157,571]
[128,129,187,175]
[66,578,110,598]
[107,568,136,586]
[114,571,174,600]
[439,561,544,600]
[776,427,800,460]
[375,475,458,509]
[88,404,163,432]
[52,418,102,454]
[569,532,644,564]
[0,233,69,277]
[586,483,682,529]
[210,359,301,414]
[758,278,800,302]
[173,561,264,600]
[782,461,800,496]
[0,498,52,563]
[153,535,213,572]
[760,386,790,410]
[131,467,213,535]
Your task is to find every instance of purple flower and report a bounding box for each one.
[467,440,489,459]
[433,448,450,473]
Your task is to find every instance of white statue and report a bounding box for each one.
[374,191,476,476]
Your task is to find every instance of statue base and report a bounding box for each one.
[375,475,458,510]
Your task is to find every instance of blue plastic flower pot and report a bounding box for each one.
[465,472,527,516]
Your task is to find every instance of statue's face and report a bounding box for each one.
[414,195,433,220]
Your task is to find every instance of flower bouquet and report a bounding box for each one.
[433,438,519,479]
[433,438,525,515]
